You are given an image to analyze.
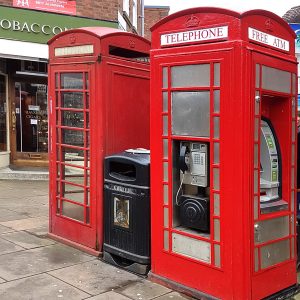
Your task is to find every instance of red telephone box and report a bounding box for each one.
[150,8,298,299]
[48,27,150,254]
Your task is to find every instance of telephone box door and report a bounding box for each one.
[250,52,297,299]
[151,50,234,298]
[49,63,98,248]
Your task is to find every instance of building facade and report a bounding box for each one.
[144,5,170,40]
[283,6,300,112]
[0,0,145,168]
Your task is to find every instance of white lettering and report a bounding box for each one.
[160,26,228,46]
[248,27,289,52]
[12,20,20,31]
[0,19,11,30]
[21,22,30,32]
[52,26,63,35]
[41,25,51,35]
[0,18,69,36]
[30,23,40,33]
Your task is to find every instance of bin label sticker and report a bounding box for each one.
[248,27,289,52]
[114,197,129,229]
[160,26,228,46]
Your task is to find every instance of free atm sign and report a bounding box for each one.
[13,0,76,15]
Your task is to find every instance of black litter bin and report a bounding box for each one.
[103,149,150,275]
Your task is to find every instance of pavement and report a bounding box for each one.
[0,180,192,300]
[0,179,298,300]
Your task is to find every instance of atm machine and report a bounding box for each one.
[260,118,287,213]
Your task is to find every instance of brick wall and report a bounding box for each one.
[77,0,118,21]
[144,6,170,40]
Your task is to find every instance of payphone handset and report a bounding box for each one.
[179,142,208,187]
[260,120,280,202]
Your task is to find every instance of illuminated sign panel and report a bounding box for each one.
[55,45,94,56]
[248,27,289,52]
[161,26,228,46]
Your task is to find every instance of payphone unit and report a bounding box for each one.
[176,142,209,231]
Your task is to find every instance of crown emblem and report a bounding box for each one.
[265,19,274,32]
[185,15,200,28]
[69,34,76,44]
[129,40,135,48]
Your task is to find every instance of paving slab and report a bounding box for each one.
[25,225,48,237]
[86,291,133,300]
[48,260,140,295]
[116,280,171,300]
[1,231,55,249]
[8,205,48,218]
[0,243,94,280]
[0,273,90,300]
[0,237,24,255]
[0,208,29,222]
[0,225,14,234]
[0,216,48,231]
[154,291,194,299]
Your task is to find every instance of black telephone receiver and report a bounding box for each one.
[179,145,189,173]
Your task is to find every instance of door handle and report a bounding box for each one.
[12,111,16,131]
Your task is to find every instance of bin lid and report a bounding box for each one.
[125,148,150,154]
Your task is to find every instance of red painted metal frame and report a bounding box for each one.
[48,27,150,252]
[150,8,297,300]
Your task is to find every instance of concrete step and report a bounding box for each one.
[0,167,49,180]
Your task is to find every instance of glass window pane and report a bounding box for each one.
[214,90,220,113]
[62,147,85,167]
[255,91,260,115]
[163,139,168,159]
[55,73,59,89]
[85,73,89,90]
[214,63,220,87]
[213,168,220,190]
[254,169,258,194]
[171,64,210,87]
[214,142,220,164]
[62,201,84,222]
[292,121,296,142]
[163,162,168,182]
[62,129,84,147]
[254,118,259,141]
[171,91,210,137]
[254,144,258,167]
[214,117,220,139]
[164,185,168,205]
[163,115,168,136]
[61,92,84,108]
[255,64,260,88]
[62,184,85,204]
[164,230,169,251]
[254,195,258,220]
[61,73,83,89]
[214,219,220,242]
[214,194,220,216]
[62,111,84,128]
[163,92,168,112]
[214,244,221,267]
[262,66,291,93]
[291,190,295,212]
[164,207,169,227]
[162,67,168,88]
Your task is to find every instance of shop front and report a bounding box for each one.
[0,5,117,168]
